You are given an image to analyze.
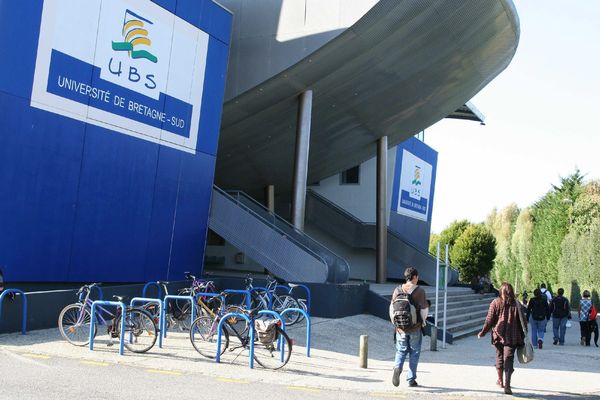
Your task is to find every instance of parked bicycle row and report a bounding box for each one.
[57,274,311,369]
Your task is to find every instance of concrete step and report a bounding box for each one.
[446,316,487,333]
[430,303,489,319]
[444,309,488,326]
[430,300,491,313]
[449,325,483,340]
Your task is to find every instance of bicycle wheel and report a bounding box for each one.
[142,303,162,328]
[58,303,96,346]
[190,316,229,359]
[272,295,301,326]
[177,302,202,330]
[253,326,292,370]
[122,308,157,353]
[223,305,249,339]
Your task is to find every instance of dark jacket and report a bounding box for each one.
[550,295,571,319]
[527,296,551,321]
[480,297,525,346]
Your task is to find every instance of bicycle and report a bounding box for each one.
[247,275,303,326]
[58,283,158,353]
[144,276,241,332]
[189,294,292,369]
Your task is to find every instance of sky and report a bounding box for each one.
[426,0,600,234]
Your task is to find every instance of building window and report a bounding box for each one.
[340,165,360,185]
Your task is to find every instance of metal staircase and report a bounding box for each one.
[305,189,458,285]
[209,186,350,283]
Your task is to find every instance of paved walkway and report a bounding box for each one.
[1,313,598,399]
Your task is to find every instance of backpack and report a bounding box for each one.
[254,319,280,344]
[531,298,548,321]
[551,296,569,318]
[391,288,420,330]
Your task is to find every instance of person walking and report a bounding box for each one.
[526,288,551,349]
[540,283,552,304]
[478,282,525,395]
[550,288,571,345]
[389,267,429,388]
[579,290,594,346]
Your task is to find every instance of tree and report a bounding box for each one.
[511,207,534,293]
[429,219,471,263]
[450,224,497,283]
[486,204,519,287]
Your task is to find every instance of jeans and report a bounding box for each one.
[394,329,422,383]
[552,317,568,345]
[530,318,547,344]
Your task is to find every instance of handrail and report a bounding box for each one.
[161,295,196,339]
[90,301,126,355]
[142,282,163,299]
[0,289,27,335]
[214,186,327,267]
[223,289,252,309]
[257,310,286,362]
[216,312,255,368]
[228,189,349,264]
[130,297,163,348]
[308,188,440,260]
[307,189,365,224]
[280,308,311,357]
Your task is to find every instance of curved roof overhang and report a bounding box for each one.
[215,0,519,194]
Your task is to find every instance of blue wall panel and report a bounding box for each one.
[144,146,182,281]
[68,126,159,282]
[0,1,42,100]
[0,93,84,281]
[389,137,438,251]
[0,1,232,283]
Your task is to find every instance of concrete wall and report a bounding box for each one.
[219,0,379,100]
[309,146,397,224]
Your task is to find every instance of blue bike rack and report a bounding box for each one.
[89,300,126,356]
[130,297,163,348]
[223,289,252,309]
[0,289,27,335]
[141,282,163,299]
[289,284,311,314]
[78,285,104,302]
[161,295,196,339]
[257,310,286,363]
[250,287,273,310]
[216,312,255,368]
[280,308,311,357]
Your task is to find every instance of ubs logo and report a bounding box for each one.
[108,9,158,90]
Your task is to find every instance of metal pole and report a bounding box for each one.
[442,244,449,348]
[376,136,388,283]
[431,242,440,351]
[265,185,275,213]
[359,335,368,368]
[291,90,313,231]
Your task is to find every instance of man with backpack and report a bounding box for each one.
[540,283,552,304]
[550,288,571,345]
[389,267,429,388]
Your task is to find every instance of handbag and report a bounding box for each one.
[516,303,534,364]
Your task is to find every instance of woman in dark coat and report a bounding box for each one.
[478,282,525,395]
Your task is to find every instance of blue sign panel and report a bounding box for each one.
[390,137,438,251]
[0,0,232,283]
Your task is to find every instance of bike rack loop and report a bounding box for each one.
[250,287,273,310]
[130,297,163,348]
[161,295,196,339]
[141,282,163,299]
[90,301,126,356]
[280,308,311,357]
[78,286,104,302]
[289,284,311,314]
[222,289,252,309]
[257,310,286,363]
[216,312,255,369]
[0,289,27,335]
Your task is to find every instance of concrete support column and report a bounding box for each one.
[376,136,388,283]
[264,185,275,213]
[291,90,313,231]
